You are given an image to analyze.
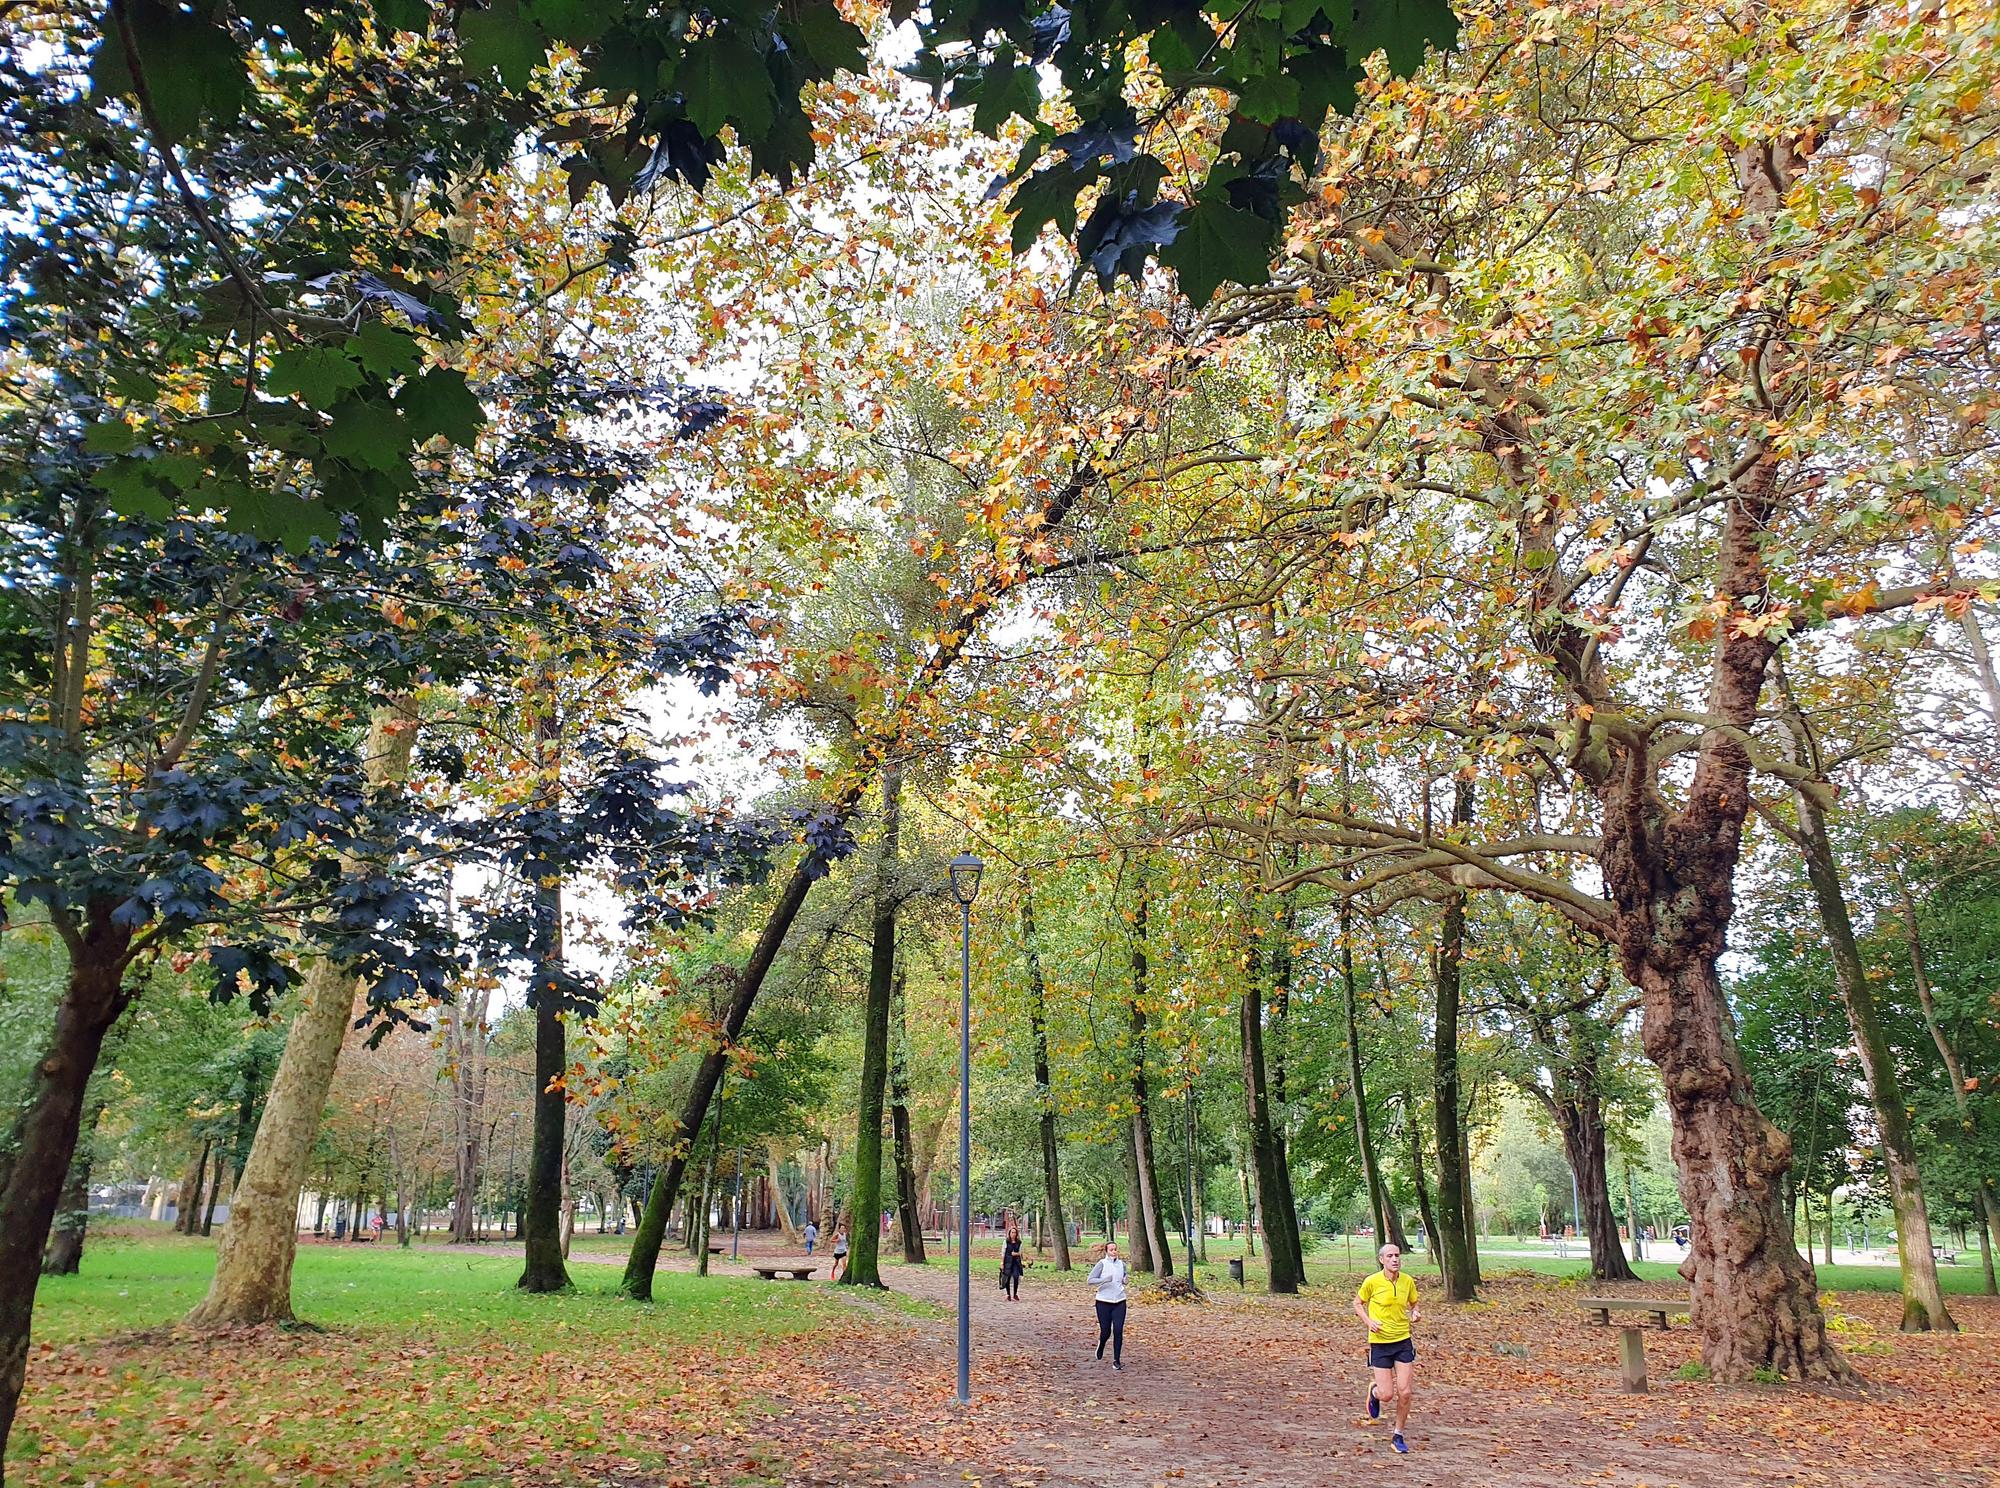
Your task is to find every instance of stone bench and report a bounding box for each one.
[752,1265,817,1281]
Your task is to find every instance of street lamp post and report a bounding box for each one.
[947,851,984,1406]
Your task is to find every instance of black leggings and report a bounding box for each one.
[1095,1299,1127,1364]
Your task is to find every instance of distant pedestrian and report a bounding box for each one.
[1000,1219,1025,1301]
[1087,1240,1129,1370]
[1354,1242,1419,1455]
[830,1227,849,1281]
[804,1220,818,1255]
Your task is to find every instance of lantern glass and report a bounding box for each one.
[947,852,984,906]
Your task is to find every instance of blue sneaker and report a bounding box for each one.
[1392,1433,1409,1455]
[1367,1386,1381,1420]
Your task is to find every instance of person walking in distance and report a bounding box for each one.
[1000,1218,1025,1302]
[1354,1242,1420,1455]
[1087,1240,1129,1370]
[803,1219,817,1256]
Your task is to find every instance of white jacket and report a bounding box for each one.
[1087,1256,1129,1303]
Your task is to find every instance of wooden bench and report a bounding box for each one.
[1578,1297,1684,1395]
[752,1265,817,1281]
[1579,1296,1678,1330]
[922,1232,946,1245]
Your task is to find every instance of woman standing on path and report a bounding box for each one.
[1086,1240,1128,1370]
[1000,1219,1025,1301]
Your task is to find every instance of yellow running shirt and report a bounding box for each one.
[1356,1270,1418,1344]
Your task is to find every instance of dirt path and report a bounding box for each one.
[422,1236,1997,1486]
[743,1250,2000,1488]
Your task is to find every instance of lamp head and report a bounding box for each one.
[947,852,985,906]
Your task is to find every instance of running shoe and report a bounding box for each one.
[1392,1433,1408,1455]
[1367,1385,1381,1420]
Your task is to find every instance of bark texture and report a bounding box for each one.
[1432,781,1479,1301]
[0,919,137,1465]
[1791,783,1951,1331]
[1241,942,1303,1293]
[889,957,927,1264]
[1022,882,1070,1270]
[1126,874,1174,1278]
[187,702,415,1327]
[843,768,902,1288]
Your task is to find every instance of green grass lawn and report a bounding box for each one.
[14,1225,860,1488]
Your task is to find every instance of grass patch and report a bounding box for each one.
[13,1227,857,1488]
[1675,1361,1712,1382]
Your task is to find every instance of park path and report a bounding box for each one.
[706,1247,1989,1488]
[421,1238,1996,1487]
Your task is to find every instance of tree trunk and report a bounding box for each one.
[519,939,571,1291]
[766,1141,803,1244]
[200,1140,225,1236]
[175,1142,208,1235]
[187,702,416,1326]
[1789,788,1952,1330]
[889,953,927,1265]
[1127,875,1173,1278]
[1237,1162,1257,1257]
[1554,1094,1638,1283]
[844,768,902,1289]
[1122,1128,1154,1273]
[1433,781,1479,1301]
[620,844,823,1300]
[1893,872,2000,1293]
[1340,899,1390,1245]
[1241,942,1303,1294]
[448,976,493,1244]
[1404,1093,1439,1267]
[0,925,136,1463]
[1021,881,1070,1270]
[41,1053,122,1277]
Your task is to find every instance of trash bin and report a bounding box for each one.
[1228,1257,1245,1288]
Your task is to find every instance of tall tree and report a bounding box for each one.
[1020,879,1070,1270]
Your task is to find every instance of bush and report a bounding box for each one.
[1675,1361,1712,1382]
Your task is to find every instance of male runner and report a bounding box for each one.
[1353,1242,1419,1454]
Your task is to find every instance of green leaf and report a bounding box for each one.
[969,53,1041,136]
[787,1,867,75]
[321,399,410,471]
[1236,68,1299,123]
[1348,0,1457,78]
[373,0,430,34]
[1293,44,1362,122]
[1007,166,1084,256]
[265,347,364,410]
[527,0,613,44]
[680,28,775,138]
[398,368,485,446]
[1159,199,1277,304]
[89,0,248,144]
[94,458,172,520]
[83,421,137,455]
[459,0,548,89]
[348,323,424,380]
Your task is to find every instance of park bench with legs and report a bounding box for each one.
[1578,1296,1685,1394]
[751,1264,817,1281]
